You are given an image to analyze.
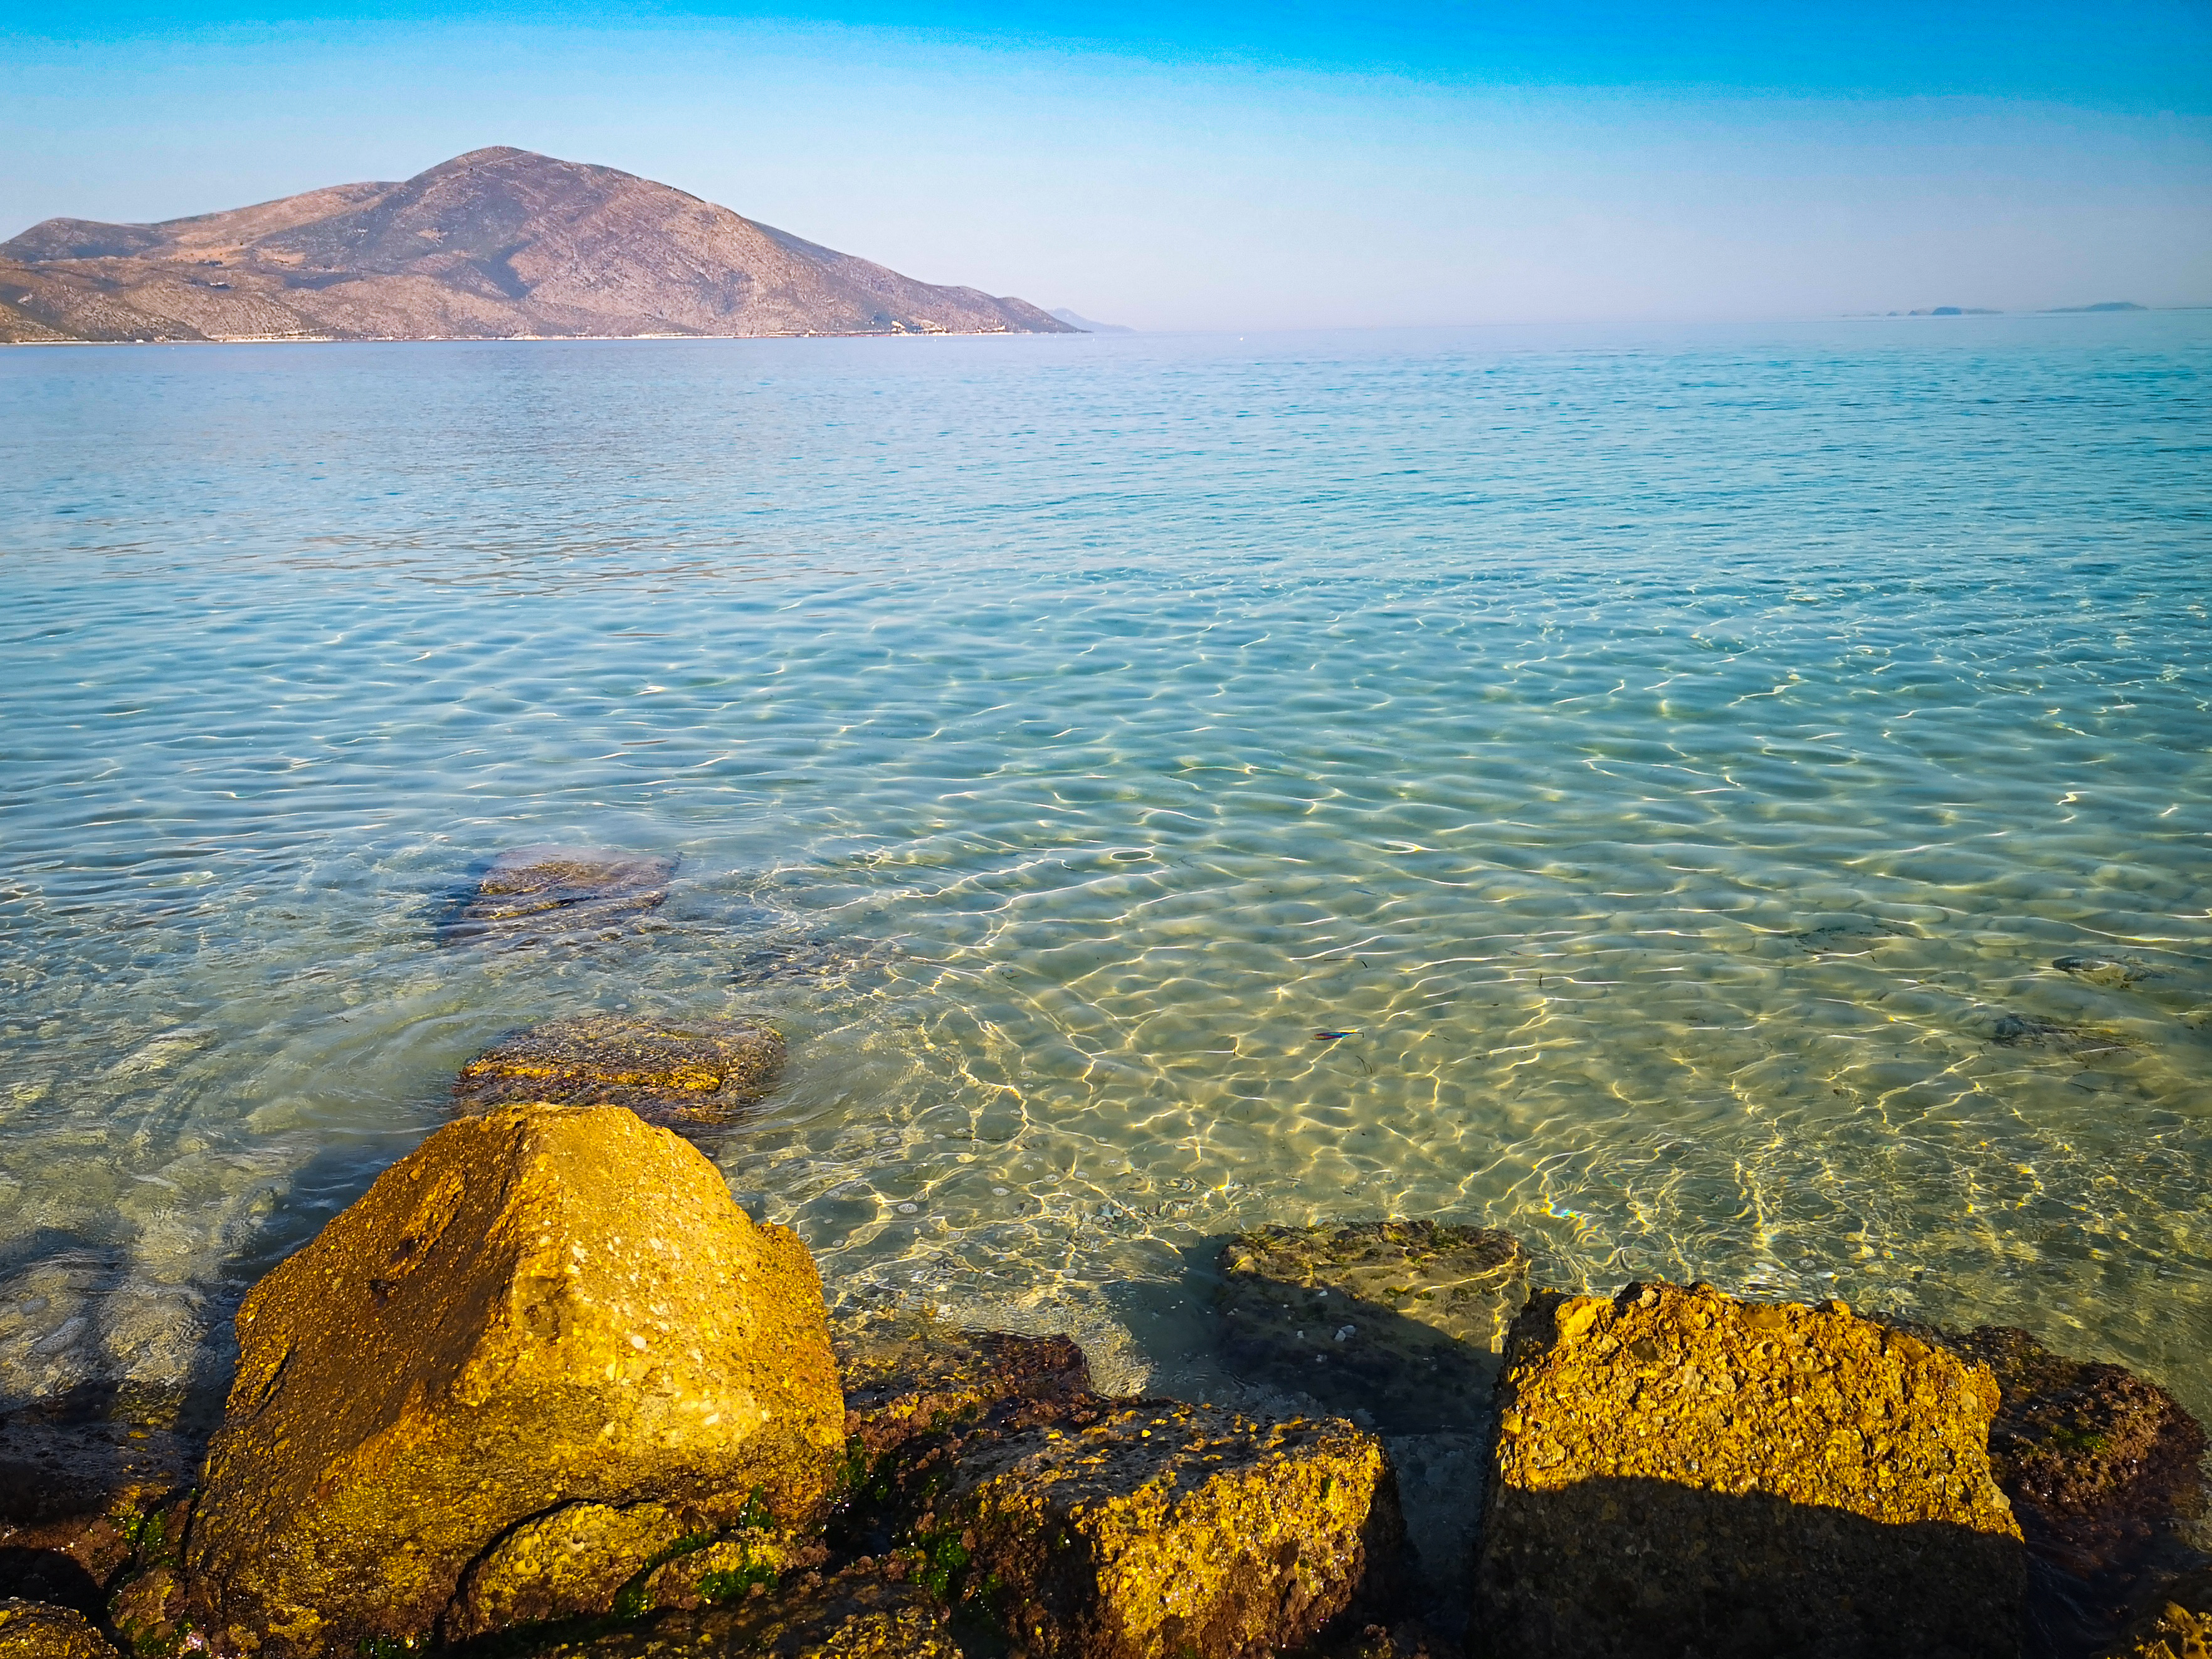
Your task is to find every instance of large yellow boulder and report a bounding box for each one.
[1473,1283,2026,1658]
[183,1105,844,1656]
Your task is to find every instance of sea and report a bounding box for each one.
[2,316,2207,1433]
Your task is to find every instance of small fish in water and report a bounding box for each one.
[1314,1030,1355,1041]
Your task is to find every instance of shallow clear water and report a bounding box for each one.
[2,318,2208,1426]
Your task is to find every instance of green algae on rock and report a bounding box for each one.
[901,1399,1403,1659]
[443,847,676,947]
[634,1530,829,1616]
[1214,1221,1527,1431]
[1475,1282,2026,1659]
[182,1104,845,1658]
[0,1601,120,1659]
[447,1503,692,1640]
[453,1016,786,1126]
[834,1312,1093,1458]
[507,1566,964,1659]
[1898,1322,2209,1656]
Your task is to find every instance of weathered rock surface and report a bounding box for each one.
[1904,1324,2209,1656]
[0,1601,120,1659]
[900,1398,1403,1659]
[443,846,676,946]
[182,1103,845,1656]
[1475,1283,2026,1659]
[834,1312,1093,1457]
[635,1529,828,1615]
[447,1502,689,1640]
[453,1015,786,1125]
[511,1565,964,1658]
[2099,1566,2212,1658]
[0,1386,201,1616]
[1214,1222,1527,1431]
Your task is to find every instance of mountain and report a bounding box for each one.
[0,147,1075,344]
[1048,307,1134,334]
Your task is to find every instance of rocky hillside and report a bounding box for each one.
[0,147,1075,344]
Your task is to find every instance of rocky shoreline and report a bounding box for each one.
[4,849,2207,1659]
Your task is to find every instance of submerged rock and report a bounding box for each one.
[443,846,677,946]
[729,939,895,989]
[1474,1283,2026,1659]
[0,1601,120,1659]
[2052,956,2161,990]
[514,1564,964,1658]
[901,1398,1403,1659]
[1214,1221,1527,1431]
[453,1014,786,1125]
[2099,1566,2212,1658]
[183,1103,845,1657]
[835,1312,1093,1457]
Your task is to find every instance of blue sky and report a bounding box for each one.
[7,1,2209,328]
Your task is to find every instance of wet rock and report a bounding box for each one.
[0,1601,120,1659]
[1474,1282,2026,1659]
[635,1531,829,1614]
[834,1312,1093,1458]
[446,1502,689,1640]
[1905,1324,2209,1655]
[104,1564,183,1656]
[0,1424,191,1621]
[512,1564,964,1658]
[1320,1622,1446,1659]
[452,1015,786,1126]
[901,1398,1403,1659]
[2099,1565,2212,1658]
[443,846,676,946]
[729,939,894,989]
[1213,1221,1527,1431]
[1986,1014,2134,1058]
[183,1103,845,1658]
[2053,956,2162,990]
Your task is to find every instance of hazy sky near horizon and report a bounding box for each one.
[6,1,2210,330]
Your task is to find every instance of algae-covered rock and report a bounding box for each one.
[104,1565,183,1656]
[1940,1325,2206,1527]
[635,1531,828,1614]
[903,1399,1403,1659]
[183,1103,845,1657]
[0,1601,120,1659]
[444,846,676,945]
[835,1312,1093,1456]
[513,1566,964,1658]
[453,1015,786,1125]
[1474,1283,2026,1659]
[447,1502,689,1640]
[0,1392,199,1618]
[2100,1566,2212,1659]
[1902,1324,2209,1656]
[1214,1222,1526,1431]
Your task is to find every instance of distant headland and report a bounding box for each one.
[0,147,1077,345]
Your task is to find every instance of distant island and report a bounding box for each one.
[2046,300,2147,313]
[0,147,1077,344]
[1049,307,1135,334]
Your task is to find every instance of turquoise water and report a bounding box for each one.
[2,318,2208,1427]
